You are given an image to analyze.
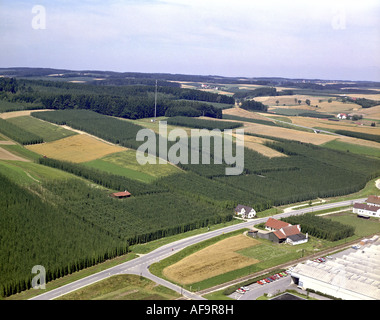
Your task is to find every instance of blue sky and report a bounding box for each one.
[1,0,380,81]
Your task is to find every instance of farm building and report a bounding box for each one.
[110,190,131,199]
[353,196,380,218]
[367,195,380,207]
[290,240,380,300]
[250,218,308,245]
[234,204,256,219]
[353,203,380,218]
[336,113,347,120]
[265,217,291,231]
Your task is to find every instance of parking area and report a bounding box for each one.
[229,271,293,300]
[229,254,337,300]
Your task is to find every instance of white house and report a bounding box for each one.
[337,113,347,120]
[353,203,380,218]
[234,204,256,219]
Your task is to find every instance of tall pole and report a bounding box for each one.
[154,79,157,121]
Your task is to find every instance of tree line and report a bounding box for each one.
[0,118,43,145]
[282,213,355,241]
[1,77,234,119]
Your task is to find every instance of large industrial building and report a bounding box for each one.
[290,239,380,300]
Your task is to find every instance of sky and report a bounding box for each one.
[1,0,380,81]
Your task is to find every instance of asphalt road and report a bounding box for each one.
[29,197,365,300]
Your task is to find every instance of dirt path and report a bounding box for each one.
[0,146,29,161]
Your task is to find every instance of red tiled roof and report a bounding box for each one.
[273,225,301,239]
[265,217,290,230]
[366,195,380,205]
[354,203,379,213]
[112,191,131,197]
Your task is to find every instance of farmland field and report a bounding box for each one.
[1,72,380,299]
[0,160,75,185]
[243,122,336,145]
[163,234,260,284]
[92,150,181,180]
[322,140,380,158]
[6,116,77,142]
[0,148,29,162]
[58,274,181,300]
[26,134,126,163]
[83,159,156,183]
[240,134,287,158]
[290,116,380,135]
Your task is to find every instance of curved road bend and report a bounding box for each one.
[30,198,365,300]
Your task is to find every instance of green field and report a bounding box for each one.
[0,160,75,185]
[83,158,156,183]
[322,140,380,158]
[99,150,182,179]
[326,211,380,237]
[58,274,180,300]
[7,116,77,142]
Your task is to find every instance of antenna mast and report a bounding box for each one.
[154,79,157,121]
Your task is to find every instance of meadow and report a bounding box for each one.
[58,274,181,300]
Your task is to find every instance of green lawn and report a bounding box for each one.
[7,116,77,142]
[57,274,181,300]
[325,211,380,237]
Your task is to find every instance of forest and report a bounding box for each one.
[282,213,355,241]
[240,99,268,112]
[0,173,129,297]
[165,116,243,130]
[233,87,294,100]
[0,77,233,119]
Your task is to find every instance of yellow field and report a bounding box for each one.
[223,107,275,121]
[243,122,336,145]
[358,105,380,120]
[239,134,287,157]
[26,134,126,163]
[163,234,260,285]
[290,116,380,135]
[0,109,54,119]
